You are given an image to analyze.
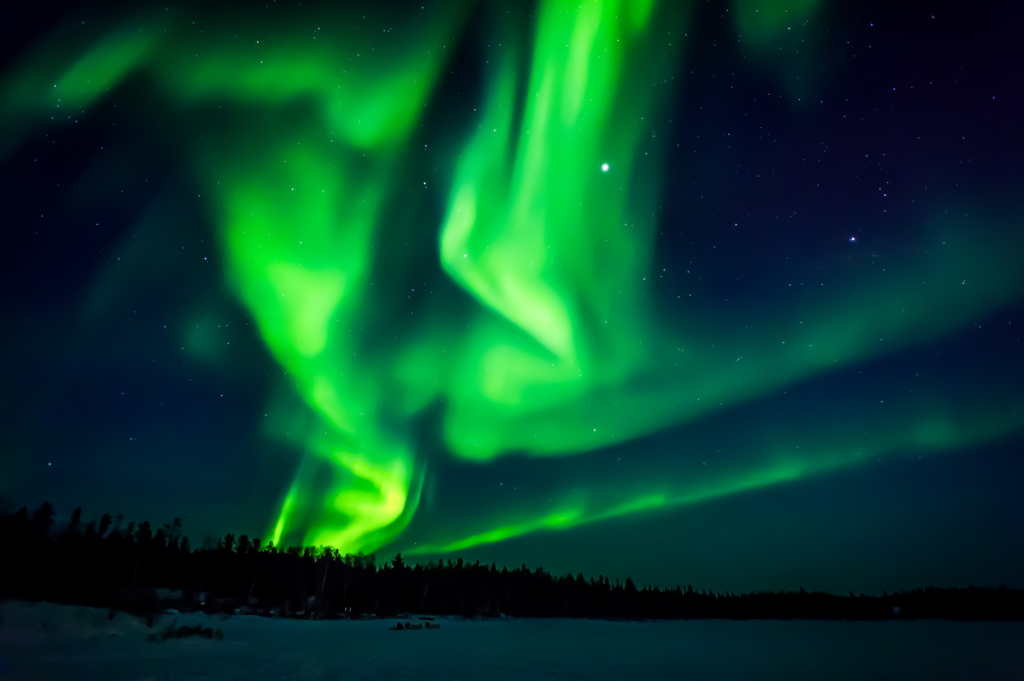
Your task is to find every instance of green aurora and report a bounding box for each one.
[3,0,1022,561]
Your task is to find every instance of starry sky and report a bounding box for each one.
[1,0,1022,595]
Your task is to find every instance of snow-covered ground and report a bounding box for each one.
[1,600,1022,680]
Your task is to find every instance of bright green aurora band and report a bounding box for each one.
[4,0,1023,558]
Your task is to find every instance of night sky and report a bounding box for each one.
[2,0,1022,596]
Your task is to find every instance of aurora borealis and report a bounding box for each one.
[2,0,1022,594]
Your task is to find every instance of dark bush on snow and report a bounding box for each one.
[147,621,223,642]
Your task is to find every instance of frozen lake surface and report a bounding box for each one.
[1,600,1022,680]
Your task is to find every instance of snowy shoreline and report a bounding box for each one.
[2,600,1023,680]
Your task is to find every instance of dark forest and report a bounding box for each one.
[3,503,1021,622]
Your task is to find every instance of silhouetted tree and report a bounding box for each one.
[65,507,82,536]
[29,501,54,539]
[237,535,251,555]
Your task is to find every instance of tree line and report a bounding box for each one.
[1,502,1021,621]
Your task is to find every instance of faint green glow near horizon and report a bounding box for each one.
[2,0,1022,558]
[403,395,1024,556]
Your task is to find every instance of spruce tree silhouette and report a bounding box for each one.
[29,501,54,540]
